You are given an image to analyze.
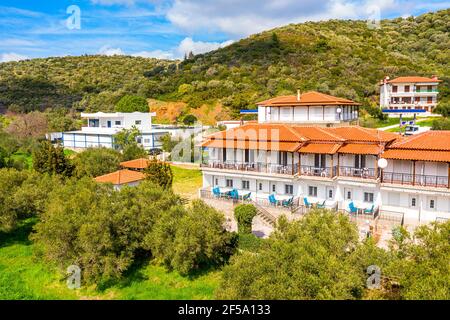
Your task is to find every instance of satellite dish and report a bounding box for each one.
[378,158,388,169]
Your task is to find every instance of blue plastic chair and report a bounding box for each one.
[269,194,278,206]
[348,201,358,213]
[303,197,311,208]
[212,187,221,198]
[282,196,293,208]
[316,200,326,209]
[242,192,251,201]
[364,204,375,214]
[229,188,239,200]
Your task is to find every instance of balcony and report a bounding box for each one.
[200,161,298,176]
[382,172,449,188]
[299,165,336,178]
[338,166,377,180]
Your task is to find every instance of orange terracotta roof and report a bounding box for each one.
[382,149,450,163]
[207,123,308,142]
[299,143,341,154]
[202,139,301,152]
[120,158,151,169]
[338,143,381,155]
[386,76,442,84]
[94,169,145,185]
[257,91,360,106]
[290,126,345,142]
[329,126,398,143]
[388,131,450,151]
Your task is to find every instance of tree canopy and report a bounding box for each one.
[115,95,149,113]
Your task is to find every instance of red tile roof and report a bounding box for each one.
[120,158,151,169]
[382,150,450,163]
[388,131,450,151]
[386,76,442,84]
[202,139,301,152]
[299,143,342,154]
[338,143,381,155]
[329,126,398,143]
[94,169,145,185]
[257,91,360,106]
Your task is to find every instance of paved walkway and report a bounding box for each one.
[378,117,432,131]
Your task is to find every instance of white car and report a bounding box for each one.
[404,125,430,136]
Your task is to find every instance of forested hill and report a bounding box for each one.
[0,9,448,119]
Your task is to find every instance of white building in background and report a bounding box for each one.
[62,112,168,150]
[379,76,441,115]
[199,91,450,227]
[257,91,360,125]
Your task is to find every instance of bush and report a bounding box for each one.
[234,204,257,234]
[72,147,122,178]
[115,95,149,113]
[238,233,264,252]
[32,141,73,177]
[146,200,238,275]
[122,143,147,161]
[182,114,197,126]
[431,118,450,130]
[144,159,173,190]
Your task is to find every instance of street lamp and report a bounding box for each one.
[336,107,342,121]
[377,158,388,169]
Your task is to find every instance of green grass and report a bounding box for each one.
[0,219,220,300]
[10,152,32,169]
[171,165,202,199]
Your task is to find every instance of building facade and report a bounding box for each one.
[62,112,167,150]
[199,92,450,226]
[379,76,441,114]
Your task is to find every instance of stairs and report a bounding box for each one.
[251,201,277,227]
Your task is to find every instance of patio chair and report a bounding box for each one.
[364,204,375,215]
[282,196,293,208]
[316,200,326,209]
[303,197,312,208]
[269,194,278,206]
[228,188,239,200]
[212,187,221,198]
[348,201,358,214]
[242,192,251,202]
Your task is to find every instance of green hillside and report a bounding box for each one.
[0,9,448,119]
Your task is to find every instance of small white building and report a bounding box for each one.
[62,112,168,150]
[379,76,441,115]
[257,91,360,126]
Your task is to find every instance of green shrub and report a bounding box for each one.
[72,147,122,178]
[234,204,257,234]
[115,95,148,113]
[238,233,263,252]
[144,159,173,190]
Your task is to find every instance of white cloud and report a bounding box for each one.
[0,52,29,63]
[176,37,234,57]
[166,0,413,36]
[132,50,174,59]
[98,45,125,56]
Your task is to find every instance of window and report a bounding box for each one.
[222,148,227,162]
[272,184,276,193]
[344,188,352,200]
[215,178,218,186]
[410,197,416,208]
[285,184,293,195]
[429,199,436,210]
[404,85,410,92]
[308,186,317,197]
[242,180,250,190]
[364,192,374,203]
[354,155,366,169]
[135,120,141,125]
[327,187,333,199]
[115,121,121,126]
[88,119,99,127]
[259,183,263,191]
[314,154,326,168]
[136,137,142,144]
[392,86,397,93]
[226,179,233,188]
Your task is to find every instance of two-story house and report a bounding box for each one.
[379,76,441,114]
[62,112,168,151]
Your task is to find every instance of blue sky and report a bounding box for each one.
[0,0,449,62]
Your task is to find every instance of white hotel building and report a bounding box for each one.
[379,76,441,115]
[199,91,450,226]
[62,112,167,151]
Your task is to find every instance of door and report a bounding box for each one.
[107,120,112,128]
[222,148,227,162]
[244,149,250,163]
[315,154,326,168]
[278,152,287,166]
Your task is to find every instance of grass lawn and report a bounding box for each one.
[0,219,220,300]
[171,164,202,200]
[10,152,32,169]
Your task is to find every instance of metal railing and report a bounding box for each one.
[299,165,336,178]
[382,172,449,188]
[339,166,377,179]
[200,161,298,175]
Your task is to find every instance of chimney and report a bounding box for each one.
[297,89,301,101]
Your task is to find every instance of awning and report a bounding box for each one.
[200,139,301,152]
[382,149,450,162]
[338,144,381,155]
[299,143,341,154]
